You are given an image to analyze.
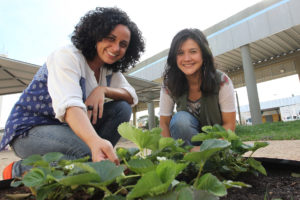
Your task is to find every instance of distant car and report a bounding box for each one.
[245,118,252,125]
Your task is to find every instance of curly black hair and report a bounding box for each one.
[163,28,218,98]
[71,7,145,72]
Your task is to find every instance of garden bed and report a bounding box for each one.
[221,157,300,200]
[1,157,299,200]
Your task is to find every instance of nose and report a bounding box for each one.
[183,53,191,61]
[111,42,120,53]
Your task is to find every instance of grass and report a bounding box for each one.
[235,120,300,141]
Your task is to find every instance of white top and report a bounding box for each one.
[47,44,138,122]
[159,74,236,116]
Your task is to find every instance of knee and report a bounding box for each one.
[170,111,195,129]
[114,101,132,121]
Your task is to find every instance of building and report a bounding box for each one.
[240,95,300,124]
[128,0,300,125]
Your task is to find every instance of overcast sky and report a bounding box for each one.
[0,0,264,63]
[0,0,299,126]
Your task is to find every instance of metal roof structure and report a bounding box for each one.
[0,56,160,104]
[212,25,300,74]
[129,0,300,88]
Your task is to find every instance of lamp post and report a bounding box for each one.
[235,91,242,124]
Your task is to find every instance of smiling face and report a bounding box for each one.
[176,38,203,78]
[96,24,131,65]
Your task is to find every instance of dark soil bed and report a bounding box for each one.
[221,158,300,200]
[1,158,299,200]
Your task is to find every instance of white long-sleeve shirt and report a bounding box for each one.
[47,44,138,122]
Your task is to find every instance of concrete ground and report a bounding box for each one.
[1,139,300,180]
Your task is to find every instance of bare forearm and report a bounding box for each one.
[159,116,172,137]
[221,112,236,131]
[65,107,101,148]
[102,86,133,104]
[223,123,236,131]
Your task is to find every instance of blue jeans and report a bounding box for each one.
[170,111,201,146]
[11,100,131,177]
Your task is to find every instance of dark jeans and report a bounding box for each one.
[11,100,131,177]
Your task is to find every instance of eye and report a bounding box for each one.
[120,41,128,48]
[190,49,198,54]
[177,50,183,55]
[105,36,115,42]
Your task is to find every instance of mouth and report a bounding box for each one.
[182,63,194,67]
[107,50,118,57]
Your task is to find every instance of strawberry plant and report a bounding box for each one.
[10,123,268,200]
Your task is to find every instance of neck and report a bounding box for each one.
[186,73,201,90]
[88,56,104,72]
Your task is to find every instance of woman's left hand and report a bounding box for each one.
[85,86,107,124]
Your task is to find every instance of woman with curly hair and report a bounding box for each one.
[1,7,145,179]
[159,28,236,147]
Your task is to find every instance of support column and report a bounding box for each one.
[147,101,155,130]
[235,91,242,124]
[240,44,262,125]
[294,56,300,81]
[132,106,137,127]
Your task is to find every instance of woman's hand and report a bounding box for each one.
[89,137,120,165]
[85,86,107,124]
[65,107,119,165]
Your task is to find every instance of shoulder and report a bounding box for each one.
[47,44,84,63]
[216,70,231,87]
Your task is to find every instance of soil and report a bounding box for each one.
[221,158,300,200]
[0,158,299,200]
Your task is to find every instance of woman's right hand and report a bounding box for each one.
[65,107,119,165]
[89,137,120,165]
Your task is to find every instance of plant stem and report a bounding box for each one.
[193,163,204,188]
[123,174,141,179]
[113,185,135,195]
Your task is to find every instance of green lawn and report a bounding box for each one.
[235,120,300,141]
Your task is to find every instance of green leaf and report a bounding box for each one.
[159,137,175,150]
[200,139,231,152]
[145,186,194,200]
[36,183,60,200]
[116,147,139,162]
[10,180,23,187]
[192,133,211,142]
[223,180,251,189]
[177,186,194,200]
[128,158,155,174]
[184,139,230,164]
[22,168,46,187]
[193,189,220,200]
[202,126,214,133]
[87,160,125,186]
[226,130,239,141]
[247,158,267,175]
[42,152,64,163]
[22,154,43,166]
[118,122,161,151]
[73,162,98,173]
[127,171,162,199]
[59,172,100,186]
[195,173,227,197]
[249,141,269,152]
[104,195,126,200]
[128,160,181,199]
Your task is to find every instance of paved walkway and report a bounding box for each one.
[1,139,299,179]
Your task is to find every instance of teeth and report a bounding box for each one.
[107,51,117,57]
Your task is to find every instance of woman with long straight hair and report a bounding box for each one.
[159,28,236,147]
